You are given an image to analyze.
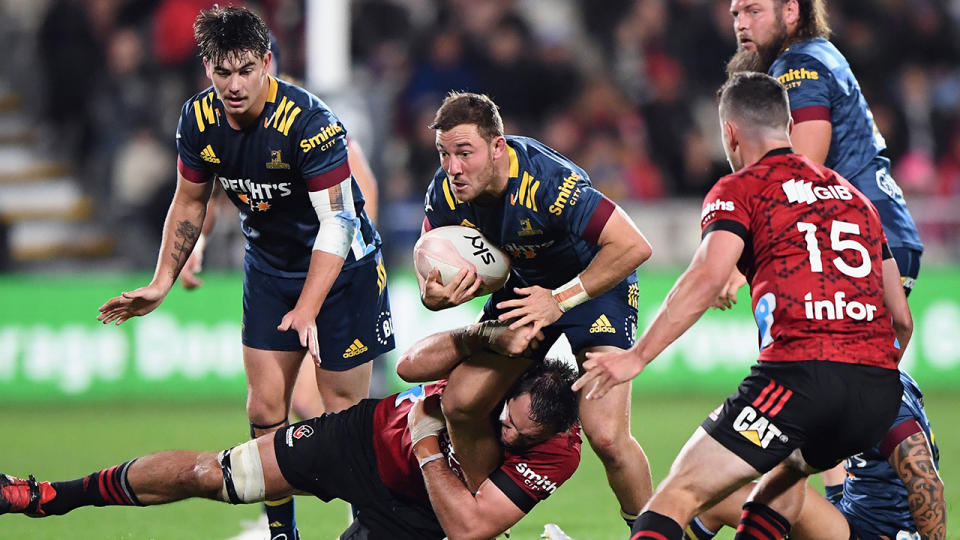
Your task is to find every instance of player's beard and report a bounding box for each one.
[726,19,788,76]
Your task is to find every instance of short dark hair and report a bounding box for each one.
[790,0,831,42]
[718,72,791,132]
[194,5,270,67]
[429,91,504,142]
[507,359,579,434]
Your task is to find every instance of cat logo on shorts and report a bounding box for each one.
[732,406,788,448]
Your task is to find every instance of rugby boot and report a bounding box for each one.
[0,474,55,517]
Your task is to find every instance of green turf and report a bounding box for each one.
[2,393,957,539]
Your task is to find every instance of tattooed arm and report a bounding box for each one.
[889,431,945,540]
[98,172,213,325]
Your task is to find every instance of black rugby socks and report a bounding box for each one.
[42,459,142,515]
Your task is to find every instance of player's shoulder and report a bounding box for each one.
[774,37,846,75]
[508,136,588,184]
[177,85,219,137]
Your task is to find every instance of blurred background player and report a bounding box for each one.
[97,7,393,539]
[575,72,912,540]
[685,369,944,540]
[714,0,924,309]
[419,91,654,529]
[0,326,580,540]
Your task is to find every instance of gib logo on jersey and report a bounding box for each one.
[781,178,853,205]
[701,199,734,219]
[515,463,559,494]
[218,176,293,212]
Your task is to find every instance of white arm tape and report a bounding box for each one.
[552,275,591,313]
[309,177,357,258]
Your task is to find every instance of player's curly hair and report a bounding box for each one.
[429,91,505,142]
[789,0,831,41]
[507,359,579,435]
[194,5,270,67]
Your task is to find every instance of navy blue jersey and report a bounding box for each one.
[176,76,380,277]
[423,136,635,290]
[770,38,922,251]
[838,371,939,537]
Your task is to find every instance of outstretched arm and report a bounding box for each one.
[98,171,212,324]
[889,431,945,540]
[574,230,743,399]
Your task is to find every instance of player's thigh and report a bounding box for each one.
[789,483,853,540]
[315,361,373,413]
[256,433,297,500]
[443,349,533,417]
[576,345,632,442]
[243,346,304,410]
[654,427,761,517]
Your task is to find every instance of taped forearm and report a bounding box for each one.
[308,177,357,258]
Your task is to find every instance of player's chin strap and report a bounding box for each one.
[218,440,266,504]
[552,275,591,313]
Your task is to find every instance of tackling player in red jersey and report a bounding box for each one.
[0,322,579,540]
[574,72,912,540]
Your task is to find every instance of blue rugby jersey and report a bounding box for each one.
[423,136,636,291]
[770,38,923,251]
[176,76,380,278]
[838,371,939,537]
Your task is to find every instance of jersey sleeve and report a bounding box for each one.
[700,175,751,242]
[294,109,352,192]
[541,169,615,245]
[770,53,833,124]
[877,401,923,459]
[423,170,461,231]
[175,98,213,183]
[488,435,580,513]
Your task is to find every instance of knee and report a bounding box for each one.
[173,453,222,498]
[246,394,288,426]
[584,424,632,463]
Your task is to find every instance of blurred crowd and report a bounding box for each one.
[15,0,960,267]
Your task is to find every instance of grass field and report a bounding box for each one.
[2,392,957,539]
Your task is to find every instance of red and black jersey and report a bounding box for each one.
[700,148,899,369]
[372,382,581,512]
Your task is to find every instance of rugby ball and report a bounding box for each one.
[414,226,510,296]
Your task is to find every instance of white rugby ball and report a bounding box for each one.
[414,226,511,296]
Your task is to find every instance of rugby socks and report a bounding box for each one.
[265,496,300,540]
[684,517,718,539]
[621,508,640,529]
[42,460,142,516]
[733,501,790,540]
[630,510,683,540]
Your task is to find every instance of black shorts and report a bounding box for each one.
[273,401,445,540]
[701,361,902,472]
[482,281,638,360]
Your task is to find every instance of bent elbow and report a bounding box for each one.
[396,351,424,382]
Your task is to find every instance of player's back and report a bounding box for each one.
[839,371,939,537]
[701,149,898,368]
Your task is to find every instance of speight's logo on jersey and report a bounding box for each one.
[515,463,559,494]
[300,122,344,153]
[701,199,734,218]
[782,179,853,205]
[218,176,293,212]
[502,239,555,260]
[549,172,582,216]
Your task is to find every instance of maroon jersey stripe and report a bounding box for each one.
[879,418,923,458]
[791,105,831,123]
[305,161,351,192]
[177,156,211,183]
[582,196,615,245]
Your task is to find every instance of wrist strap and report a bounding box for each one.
[552,275,590,313]
[419,453,445,469]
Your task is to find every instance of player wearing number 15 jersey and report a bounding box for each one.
[576,73,912,540]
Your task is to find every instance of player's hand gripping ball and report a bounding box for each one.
[414,226,510,296]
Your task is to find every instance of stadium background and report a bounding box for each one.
[0,0,957,538]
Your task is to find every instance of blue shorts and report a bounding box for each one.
[482,280,638,360]
[242,254,395,371]
[890,247,921,297]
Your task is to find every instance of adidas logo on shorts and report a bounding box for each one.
[589,315,616,334]
[342,339,368,358]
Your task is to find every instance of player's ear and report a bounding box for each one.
[263,51,273,75]
[724,120,739,153]
[491,135,507,158]
[787,115,794,136]
[203,58,214,79]
[782,0,800,28]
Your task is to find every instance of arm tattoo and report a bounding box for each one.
[890,432,946,540]
[170,220,201,276]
